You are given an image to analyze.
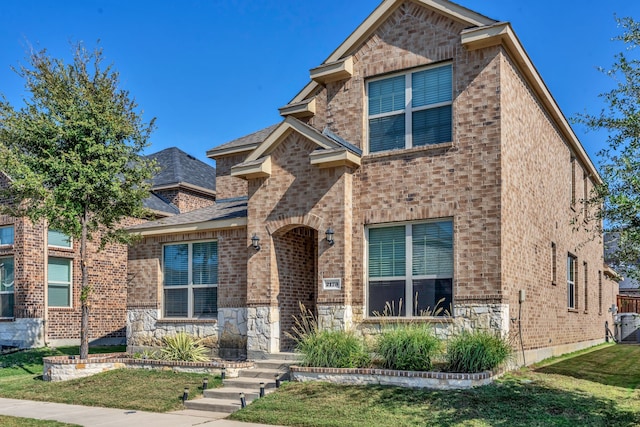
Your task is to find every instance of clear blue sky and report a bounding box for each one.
[1,0,638,168]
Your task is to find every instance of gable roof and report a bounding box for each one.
[128,197,248,236]
[143,192,180,216]
[207,124,280,159]
[146,147,216,194]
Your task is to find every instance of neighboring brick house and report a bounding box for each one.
[127,0,618,364]
[0,147,215,348]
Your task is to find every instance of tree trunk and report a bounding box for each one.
[79,208,90,360]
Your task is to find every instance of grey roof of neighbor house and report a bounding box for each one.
[143,192,180,216]
[129,197,248,231]
[206,124,279,156]
[146,147,216,192]
[604,232,638,290]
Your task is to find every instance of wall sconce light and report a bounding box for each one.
[251,234,261,251]
[326,228,335,246]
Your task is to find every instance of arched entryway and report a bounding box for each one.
[272,226,318,352]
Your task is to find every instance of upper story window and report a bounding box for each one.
[48,229,72,248]
[0,226,14,246]
[163,241,218,318]
[367,63,452,153]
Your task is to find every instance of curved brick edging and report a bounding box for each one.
[43,353,253,382]
[290,366,497,390]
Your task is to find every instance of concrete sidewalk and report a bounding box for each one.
[0,397,283,427]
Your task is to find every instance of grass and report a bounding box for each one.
[0,416,79,427]
[231,343,640,426]
[0,345,221,412]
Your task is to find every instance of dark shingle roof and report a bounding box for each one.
[206,124,279,157]
[143,192,180,216]
[129,197,247,231]
[146,147,216,192]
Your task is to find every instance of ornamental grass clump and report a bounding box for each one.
[288,303,370,368]
[446,330,513,373]
[376,324,442,371]
[160,332,210,362]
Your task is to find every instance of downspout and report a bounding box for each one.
[43,222,48,346]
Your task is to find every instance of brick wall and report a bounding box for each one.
[154,188,215,213]
[215,154,248,200]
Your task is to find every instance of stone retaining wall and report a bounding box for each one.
[43,353,253,382]
[290,366,496,390]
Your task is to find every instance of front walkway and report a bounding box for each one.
[0,397,282,427]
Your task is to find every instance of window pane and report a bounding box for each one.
[369,226,406,278]
[412,221,453,276]
[0,293,13,318]
[48,229,71,248]
[163,244,188,286]
[369,115,405,153]
[368,280,406,316]
[0,226,14,245]
[412,105,452,146]
[48,258,71,282]
[164,288,188,317]
[369,75,405,115]
[412,65,452,108]
[0,257,14,292]
[193,287,217,317]
[413,278,452,316]
[49,284,70,307]
[193,242,218,285]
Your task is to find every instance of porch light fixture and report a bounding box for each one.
[251,234,261,251]
[325,228,335,246]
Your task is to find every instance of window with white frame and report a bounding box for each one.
[0,226,14,246]
[48,229,72,248]
[0,256,14,318]
[367,220,453,317]
[367,63,452,153]
[163,241,218,318]
[48,257,72,307]
[567,254,576,309]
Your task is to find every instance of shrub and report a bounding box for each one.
[288,303,370,368]
[160,332,210,362]
[446,330,513,373]
[376,324,442,371]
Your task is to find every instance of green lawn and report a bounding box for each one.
[0,346,221,412]
[0,416,80,427]
[230,344,640,427]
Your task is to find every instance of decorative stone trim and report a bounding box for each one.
[290,366,497,390]
[43,353,253,382]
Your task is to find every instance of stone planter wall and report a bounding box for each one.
[290,366,497,390]
[43,353,253,382]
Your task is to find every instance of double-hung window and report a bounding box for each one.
[163,241,218,318]
[0,256,14,318]
[567,254,576,309]
[368,63,452,153]
[367,220,453,317]
[48,257,72,307]
[48,229,72,248]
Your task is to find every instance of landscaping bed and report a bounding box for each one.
[43,352,252,382]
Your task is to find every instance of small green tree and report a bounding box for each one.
[0,43,156,359]
[575,17,640,279]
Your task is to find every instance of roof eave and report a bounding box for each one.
[130,217,248,237]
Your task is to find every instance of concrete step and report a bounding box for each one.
[253,359,300,370]
[223,376,278,390]
[184,397,249,413]
[238,367,283,379]
[251,352,302,361]
[204,385,273,400]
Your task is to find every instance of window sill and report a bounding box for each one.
[362,316,454,324]
[363,141,454,161]
[158,318,218,324]
[0,317,14,322]
[49,307,74,311]
[567,308,579,313]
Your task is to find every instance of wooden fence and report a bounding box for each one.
[617,295,640,313]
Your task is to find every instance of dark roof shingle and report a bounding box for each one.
[146,147,216,192]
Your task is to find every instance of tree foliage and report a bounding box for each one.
[575,17,640,280]
[0,43,156,358]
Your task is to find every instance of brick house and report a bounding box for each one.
[127,0,618,364]
[0,147,215,348]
